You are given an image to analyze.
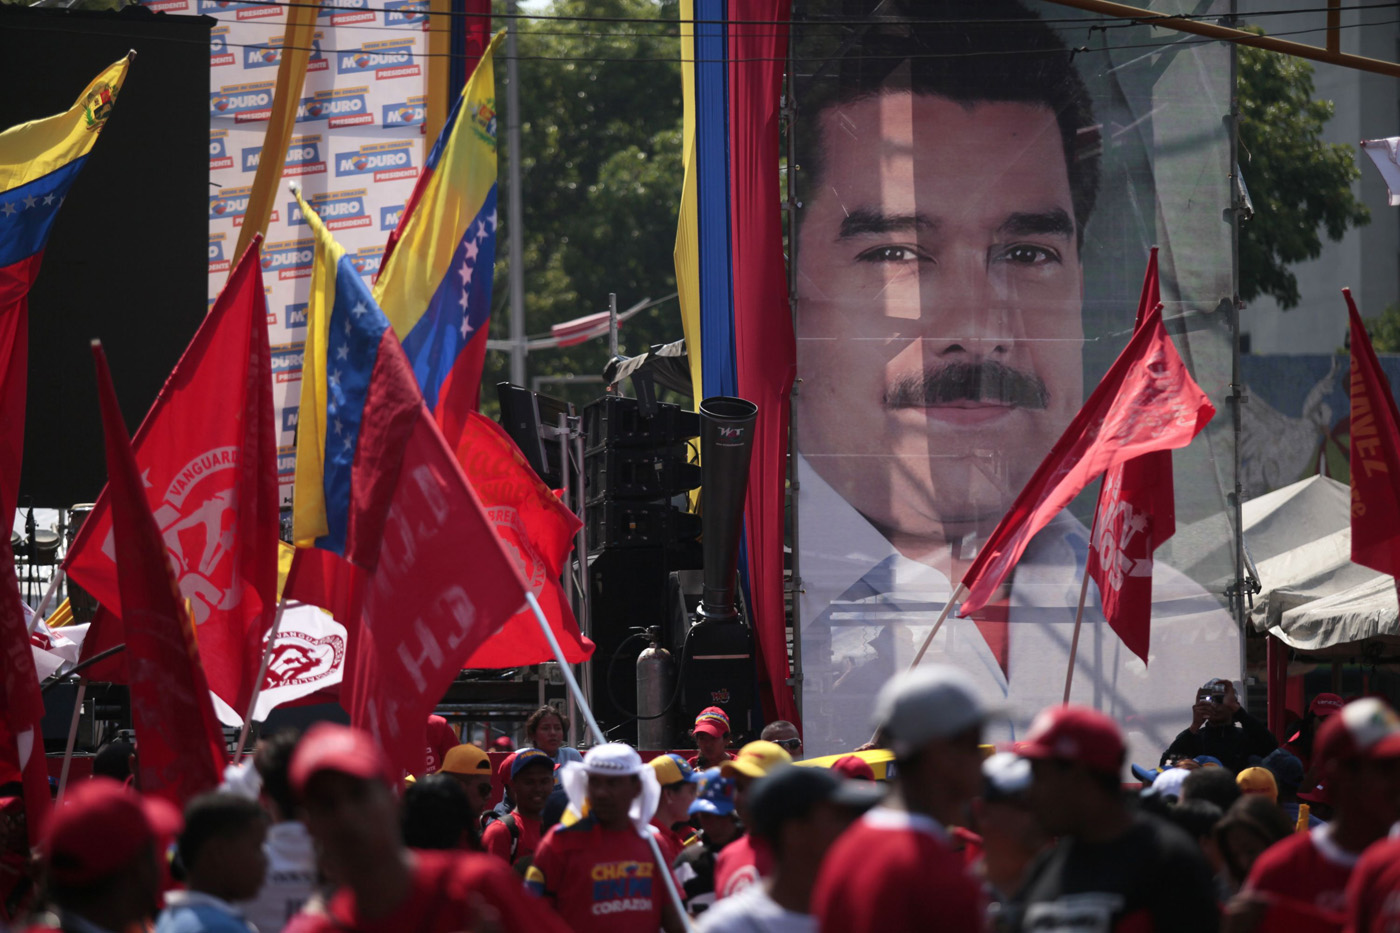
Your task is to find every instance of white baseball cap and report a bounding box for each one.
[872,665,996,758]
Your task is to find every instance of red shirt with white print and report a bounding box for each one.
[1245,824,1358,932]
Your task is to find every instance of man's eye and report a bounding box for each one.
[855,245,925,263]
[998,244,1061,265]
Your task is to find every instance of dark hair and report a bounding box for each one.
[401,774,474,851]
[540,787,570,832]
[1215,795,1294,884]
[93,741,135,782]
[254,730,301,821]
[795,0,1100,243]
[525,706,569,740]
[1168,798,1223,842]
[1182,767,1242,812]
[177,793,267,873]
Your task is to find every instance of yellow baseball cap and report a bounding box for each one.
[440,743,491,776]
[1237,767,1278,802]
[720,741,792,780]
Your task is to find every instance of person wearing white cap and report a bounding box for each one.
[525,743,684,933]
[812,665,991,932]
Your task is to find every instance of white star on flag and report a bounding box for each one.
[460,318,474,339]
[457,260,471,286]
[328,370,341,389]
[333,418,343,435]
[351,301,367,317]
[0,202,15,217]
[458,290,468,311]
[343,436,353,451]
[343,320,352,336]
[336,345,349,361]
[464,238,479,263]
[22,194,37,210]
[486,210,497,232]
[42,193,55,206]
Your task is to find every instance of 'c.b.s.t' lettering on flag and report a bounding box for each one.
[0,53,130,528]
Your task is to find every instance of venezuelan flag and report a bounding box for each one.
[291,185,420,570]
[0,54,131,525]
[373,32,503,446]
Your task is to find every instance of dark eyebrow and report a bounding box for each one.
[998,208,1075,239]
[837,208,936,239]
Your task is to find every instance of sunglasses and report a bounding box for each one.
[773,738,802,751]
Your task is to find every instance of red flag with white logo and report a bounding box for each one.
[959,300,1215,617]
[91,340,226,806]
[63,238,278,721]
[1346,288,1400,584]
[1084,249,1175,663]
[1,533,52,845]
[454,411,592,668]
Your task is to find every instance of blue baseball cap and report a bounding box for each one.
[689,767,736,817]
[510,747,554,780]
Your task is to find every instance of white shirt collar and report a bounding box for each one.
[163,889,247,917]
[859,804,949,842]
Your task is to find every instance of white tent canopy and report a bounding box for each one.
[1241,475,1400,653]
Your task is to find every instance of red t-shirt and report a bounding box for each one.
[1345,835,1400,932]
[1244,825,1358,932]
[813,807,984,933]
[424,715,458,774]
[714,833,772,900]
[524,816,667,933]
[686,751,735,770]
[283,849,568,933]
[482,811,544,866]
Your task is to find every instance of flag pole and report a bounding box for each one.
[234,600,289,762]
[1064,476,1109,705]
[27,568,64,635]
[57,681,86,802]
[523,590,695,933]
[909,583,967,671]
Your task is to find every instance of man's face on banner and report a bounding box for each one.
[797,92,1085,544]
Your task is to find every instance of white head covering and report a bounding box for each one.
[559,742,660,834]
[1144,766,1191,800]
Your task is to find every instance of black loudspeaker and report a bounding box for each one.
[1,6,212,506]
[587,548,671,747]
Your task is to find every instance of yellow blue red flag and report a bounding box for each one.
[0,54,131,527]
[373,31,503,446]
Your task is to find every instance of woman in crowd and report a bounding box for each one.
[525,706,583,768]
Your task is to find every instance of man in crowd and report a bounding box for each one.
[683,769,741,914]
[525,743,684,933]
[481,747,555,871]
[1162,679,1278,773]
[759,721,802,760]
[283,722,566,932]
[793,0,1237,758]
[974,753,1049,908]
[30,778,163,933]
[689,707,735,770]
[813,665,990,931]
[1010,704,1220,930]
[698,766,880,932]
[714,741,793,900]
[237,730,315,933]
[1226,697,1400,932]
[436,742,494,823]
[157,792,268,933]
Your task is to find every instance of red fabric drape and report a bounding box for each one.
[728,0,799,728]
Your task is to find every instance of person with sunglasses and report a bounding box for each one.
[760,721,803,760]
[436,743,496,828]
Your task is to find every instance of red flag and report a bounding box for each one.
[282,547,364,629]
[64,240,279,719]
[454,411,592,668]
[959,302,1215,616]
[0,533,52,845]
[1345,288,1400,582]
[1084,249,1176,663]
[343,348,530,776]
[92,341,226,806]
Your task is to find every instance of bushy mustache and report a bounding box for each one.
[884,361,1049,410]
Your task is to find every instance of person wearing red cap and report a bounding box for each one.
[423,714,458,775]
[1283,693,1345,775]
[27,778,164,933]
[1009,704,1220,931]
[813,666,991,933]
[1227,697,1400,933]
[689,707,736,771]
[1162,679,1280,775]
[481,748,555,872]
[280,723,569,933]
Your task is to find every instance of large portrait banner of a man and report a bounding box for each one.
[793,0,1241,766]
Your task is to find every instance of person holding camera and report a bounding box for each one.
[1161,679,1278,775]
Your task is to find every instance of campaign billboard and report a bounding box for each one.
[792,0,1240,768]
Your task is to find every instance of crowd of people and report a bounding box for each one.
[6,680,1400,931]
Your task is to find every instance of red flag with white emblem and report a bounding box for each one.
[1084,249,1175,664]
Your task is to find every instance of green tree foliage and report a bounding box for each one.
[485,0,684,410]
[1362,304,1400,353]
[1237,41,1369,310]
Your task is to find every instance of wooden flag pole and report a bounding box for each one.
[909,583,967,671]
[28,569,64,635]
[57,681,87,802]
[233,600,289,762]
[524,591,695,933]
[1064,477,1109,705]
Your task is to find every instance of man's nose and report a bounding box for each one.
[917,251,1021,359]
